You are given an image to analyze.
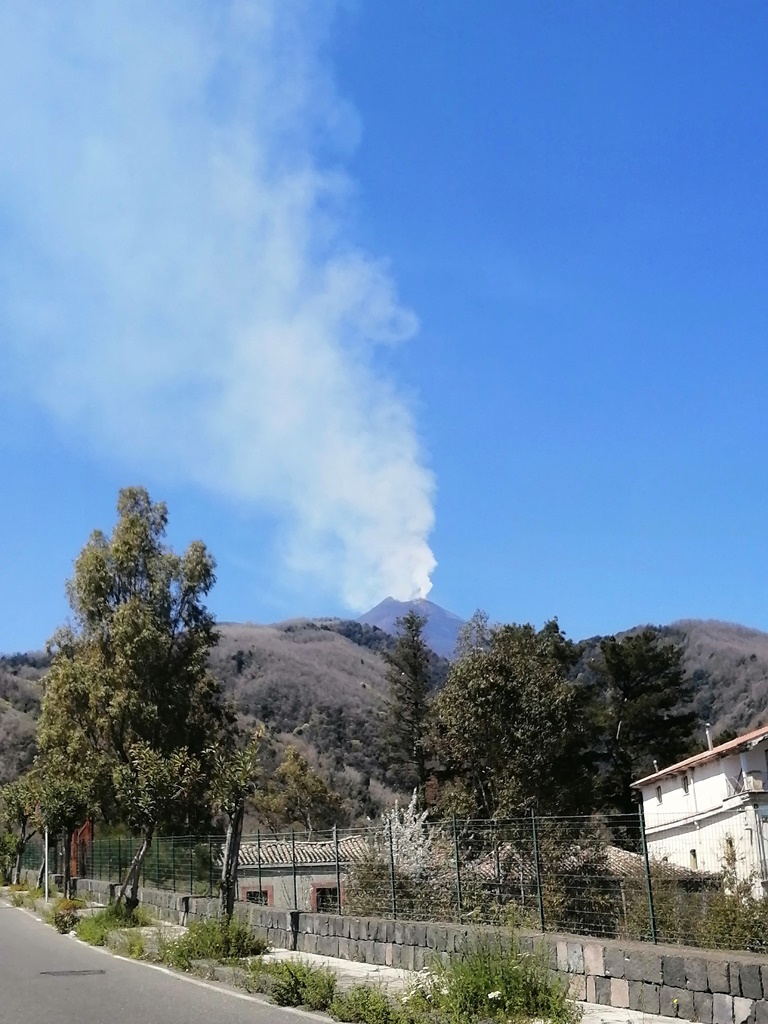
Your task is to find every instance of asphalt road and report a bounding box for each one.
[0,901,319,1024]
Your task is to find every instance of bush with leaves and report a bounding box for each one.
[247,960,337,1009]
[75,901,153,946]
[160,917,269,971]
[50,897,84,934]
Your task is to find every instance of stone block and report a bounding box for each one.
[709,963,732,994]
[604,946,626,979]
[412,946,426,972]
[714,993,734,1024]
[373,942,387,966]
[625,950,663,984]
[557,941,569,972]
[385,943,394,967]
[595,976,612,1006]
[400,944,416,971]
[584,943,605,977]
[357,940,372,964]
[610,978,630,1008]
[731,965,742,998]
[695,992,714,1024]
[318,935,339,958]
[630,981,659,1013]
[661,986,692,1019]
[454,928,470,953]
[686,958,710,992]
[754,1001,768,1024]
[734,998,755,1024]
[741,966,763,1001]
[586,976,596,1003]
[567,942,585,975]
[569,976,587,1001]
[410,922,428,947]
[394,921,405,945]
[665,957,689,989]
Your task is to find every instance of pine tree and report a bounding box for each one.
[382,611,433,802]
[597,628,698,812]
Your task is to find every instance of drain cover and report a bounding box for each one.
[40,970,106,977]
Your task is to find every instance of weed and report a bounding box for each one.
[330,985,401,1024]
[247,960,336,1009]
[159,918,269,971]
[50,897,84,934]
[75,902,153,946]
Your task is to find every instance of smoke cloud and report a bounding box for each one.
[0,1,436,607]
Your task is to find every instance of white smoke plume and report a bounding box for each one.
[0,1,436,607]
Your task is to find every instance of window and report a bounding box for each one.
[245,889,269,906]
[682,775,690,795]
[689,849,698,870]
[656,785,663,804]
[314,886,340,913]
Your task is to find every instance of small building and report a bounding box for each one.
[632,725,768,892]
[236,834,370,912]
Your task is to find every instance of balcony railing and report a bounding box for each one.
[724,772,765,798]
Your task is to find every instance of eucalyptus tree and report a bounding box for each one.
[39,487,229,905]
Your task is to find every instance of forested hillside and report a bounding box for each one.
[3,616,768,803]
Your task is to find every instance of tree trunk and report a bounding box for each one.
[116,828,153,913]
[11,822,27,886]
[219,802,244,921]
[62,829,73,899]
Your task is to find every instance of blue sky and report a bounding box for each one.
[2,1,768,651]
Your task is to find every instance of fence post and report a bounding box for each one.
[452,816,463,923]
[291,830,298,910]
[639,803,657,944]
[117,838,122,884]
[531,809,545,932]
[208,837,213,897]
[171,838,176,891]
[387,821,397,921]
[257,831,262,902]
[334,825,342,915]
[189,838,194,895]
[107,839,111,882]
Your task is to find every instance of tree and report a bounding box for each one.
[208,730,263,920]
[258,747,342,834]
[1,774,39,884]
[114,744,201,908]
[595,628,698,813]
[34,753,97,898]
[38,487,228,902]
[432,618,591,818]
[381,611,432,799]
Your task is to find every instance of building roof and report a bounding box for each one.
[632,724,768,788]
[237,833,371,869]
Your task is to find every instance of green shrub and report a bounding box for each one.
[330,985,400,1024]
[75,901,153,946]
[124,932,147,959]
[160,918,269,971]
[248,960,336,1009]
[421,938,580,1024]
[11,892,25,907]
[51,898,83,934]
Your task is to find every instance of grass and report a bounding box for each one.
[246,959,337,1009]
[158,917,269,972]
[411,939,581,1024]
[75,901,153,946]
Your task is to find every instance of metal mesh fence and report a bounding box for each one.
[67,810,768,954]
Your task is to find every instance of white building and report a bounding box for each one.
[632,725,768,892]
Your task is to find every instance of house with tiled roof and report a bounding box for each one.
[632,725,768,893]
[234,833,371,912]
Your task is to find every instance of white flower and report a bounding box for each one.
[440,987,449,996]
[488,991,502,1001]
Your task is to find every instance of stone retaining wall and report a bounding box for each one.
[73,877,768,1024]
